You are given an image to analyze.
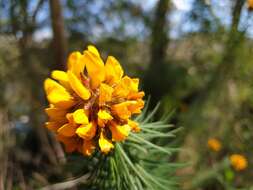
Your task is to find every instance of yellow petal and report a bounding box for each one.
[98,110,113,120]
[44,78,67,95]
[97,110,113,127]
[88,45,100,57]
[47,89,75,109]
[83,47,105,89]
[76,122,96,140]
[57,123,77,137]
[98,130,114,154]
[51,70,70,89]
[67,52,85,77]
[82,140,95,156]
[44,78,74,108]
[51,70,68,83]
[73,109,89,124]
[99,83,113,105]
[105,56,123,85]
[57,134,79,153]
[111,101,132,120]
[67,71,91,100]
[110,122,131,142]
[130,78,139,92]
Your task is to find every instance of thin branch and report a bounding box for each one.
[40,173,90,190]
[32,0,45,23]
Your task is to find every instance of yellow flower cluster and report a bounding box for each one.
[44,45,144,156]
[207,138,222,152]
[248,0,253,10]
[229,154,248,171]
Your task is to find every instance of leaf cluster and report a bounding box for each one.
[82,100,182,190]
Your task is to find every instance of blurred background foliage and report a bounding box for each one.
[0,0,253,189]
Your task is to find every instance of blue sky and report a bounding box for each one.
[34,0,253,41]
[34,0,193,41]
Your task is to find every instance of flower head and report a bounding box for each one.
[207,138,222,152]
[229,154,248,171]
[44,45,144,156]
[248,0,253,10]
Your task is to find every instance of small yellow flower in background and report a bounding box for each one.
[229,154,248,171]
[207,138,222,152]
[248,0,253,10]
[44,45,145,156]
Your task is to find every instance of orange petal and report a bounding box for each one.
[45,106,67,121]
[82,140,96,156]
[113,76,141,99]
[109,122,131,142]
[128,91,145,100]
[57,134,79,153]
[57,123,77,137]
[111,101,132,120]
[128,120,141,132]
[128,99,145,114]
[45,121,62,132]
[66,113,75,125]
[230,154,248,171]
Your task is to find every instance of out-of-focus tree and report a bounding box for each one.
[49,0,68,69]
[189,0,221,33]
[0,0,60,175]
[177,1,250,187]
[143,0,171,106]
[7,0,45,49]
[63,0,150,42]
[191,0,246,112]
